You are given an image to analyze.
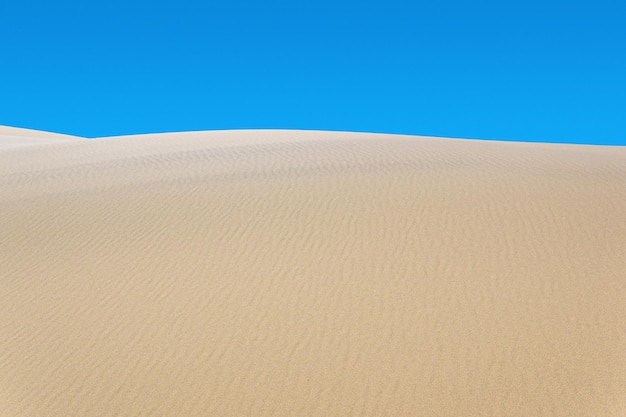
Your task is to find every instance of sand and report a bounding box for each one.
[1,128,625,416]
[0,125,84,148]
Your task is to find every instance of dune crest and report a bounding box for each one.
[0,125,84,148]
[1,129,625,416]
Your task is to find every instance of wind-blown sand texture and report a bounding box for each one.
[1,127,625,417]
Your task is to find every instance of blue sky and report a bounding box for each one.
[0,0,624,144]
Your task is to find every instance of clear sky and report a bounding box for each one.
[0,0,624,144]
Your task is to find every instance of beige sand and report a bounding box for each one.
[0,125,84,148]
[1,128,625,416]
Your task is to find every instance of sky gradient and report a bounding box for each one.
[1,0,624,144]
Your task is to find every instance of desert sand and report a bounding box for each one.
[1,127,625,416]
[0,125,83,148]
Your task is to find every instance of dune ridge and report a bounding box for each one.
[1,128,625,416]
[0,125,84,148]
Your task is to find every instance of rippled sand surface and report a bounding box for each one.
[1,128,625,416]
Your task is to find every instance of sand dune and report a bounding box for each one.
[0,128,625,416]
[0,125,84,148]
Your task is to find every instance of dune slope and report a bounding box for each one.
[0,130,625,416]
[0,125,84,148]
